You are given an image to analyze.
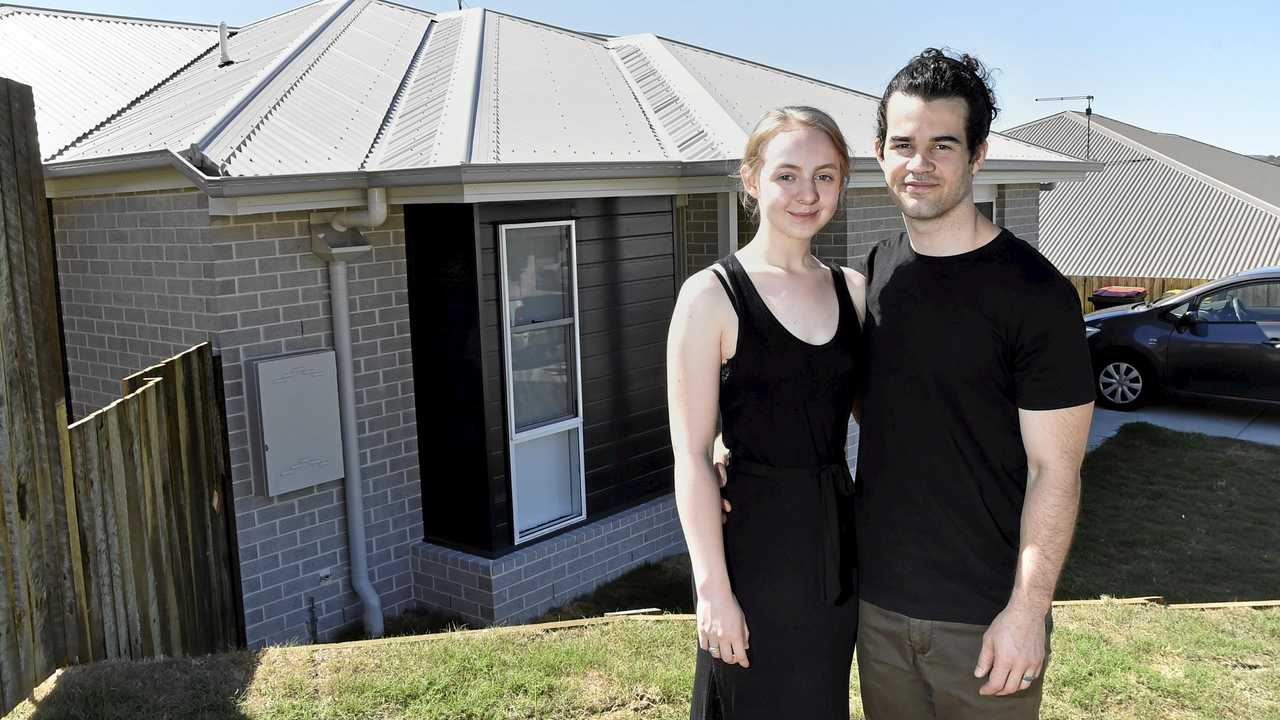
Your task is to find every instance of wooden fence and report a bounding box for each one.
[0,77,75,715]
[1067,274,1212,313]
[2,342,240,715]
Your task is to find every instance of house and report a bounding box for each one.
[0,0,1094,647]
[1004,112,1280,286]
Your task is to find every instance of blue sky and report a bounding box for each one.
[31,0,1280,156]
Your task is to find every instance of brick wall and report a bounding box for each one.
[997,183,1040,248]
[211,205,420,647]
[680,193,719,276]
[412,494,686,626]
[847,187,907,266]
[54,191,422,647]
[52,188,217,418]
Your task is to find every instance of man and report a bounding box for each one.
[719,49,1094,719]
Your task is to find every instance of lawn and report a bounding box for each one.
[6,605,1278,719]
[6,422,1279,719]
[1058,422,1280,603]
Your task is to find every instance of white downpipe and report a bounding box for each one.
[320,187,390,639]
[331,188,387,231]
[329,259,384,638]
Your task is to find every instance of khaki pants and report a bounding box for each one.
[856,600,1052,720]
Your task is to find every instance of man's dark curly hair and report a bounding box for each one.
[875,48,1000,161]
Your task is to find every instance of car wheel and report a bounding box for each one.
[1096,358,1153,410]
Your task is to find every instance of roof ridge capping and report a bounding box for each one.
[1064,111,1280,217]
[188,0,360,171]
[654,35,884,103]
[0,2,229,30]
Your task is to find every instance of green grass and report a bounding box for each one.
[7,606,1277,719]
[1058,422,1280,603]
[7,423,1280,719]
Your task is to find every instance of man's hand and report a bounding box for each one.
[712,433,732,521]
[974,603,1046,696]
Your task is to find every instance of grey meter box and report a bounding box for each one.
[246,350,345,497]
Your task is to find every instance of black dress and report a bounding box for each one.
[690,254,861,720]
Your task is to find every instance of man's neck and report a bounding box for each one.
[905,202,1001,258]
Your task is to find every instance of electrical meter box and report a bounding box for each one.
[246,350,345,497]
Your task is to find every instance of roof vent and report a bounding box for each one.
[218,21,234,67]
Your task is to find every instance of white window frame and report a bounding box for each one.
[497,220,587,544]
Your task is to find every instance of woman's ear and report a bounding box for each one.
[741,164,760,200]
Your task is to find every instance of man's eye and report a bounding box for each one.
[935,144,953,151]
[893,143,910,150]
[818,174,835,182]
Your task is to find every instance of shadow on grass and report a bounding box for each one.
[8,649,261,720]
[1057,422,1280,603]
[532,554,695,622]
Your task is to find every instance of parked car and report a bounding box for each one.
[1083,266,1280,410]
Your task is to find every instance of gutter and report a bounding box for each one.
[42,153,1104,199]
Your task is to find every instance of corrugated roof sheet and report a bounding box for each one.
[1087,114,1280,209]
[1005,112,1280,279]
[364,12,473,169]
[53,0,338,163]
[212,1,432,175]
[0,5,219,159]
[26,0,1088,179]
[473,13,667,164]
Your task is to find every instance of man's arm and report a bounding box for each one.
[975,401,1092,695]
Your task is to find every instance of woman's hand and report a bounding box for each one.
[713,434,732,522]
[697,586,750,667]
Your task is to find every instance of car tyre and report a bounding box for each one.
[1095,356,1155,410]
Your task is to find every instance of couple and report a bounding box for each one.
[667,49,1095,719]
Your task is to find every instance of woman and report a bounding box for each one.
[667,106,866,719]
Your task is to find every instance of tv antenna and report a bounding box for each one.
[1035,94,1094,159]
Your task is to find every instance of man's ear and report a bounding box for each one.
[970,140,989,176]
[874,139,885,170]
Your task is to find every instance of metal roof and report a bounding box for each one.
[27,1,1090,183]
[1004,112,1280,279]
[0,4,221,159]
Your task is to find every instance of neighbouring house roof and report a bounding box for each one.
[9,0,1092,197]
[0,4,225,159]
[1004,111,1280,280]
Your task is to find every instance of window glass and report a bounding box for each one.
[1198,282,1280,322]
[510,325,574,431]
[505,225,573,326]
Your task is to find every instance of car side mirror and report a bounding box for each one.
[1177,309,1200,328]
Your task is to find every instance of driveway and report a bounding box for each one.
[1089,397,1280,450]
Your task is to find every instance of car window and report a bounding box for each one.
[1197,282,1280,323]
[1166,301,1190,319]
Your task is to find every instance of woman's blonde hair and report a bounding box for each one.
[738,106,850,219]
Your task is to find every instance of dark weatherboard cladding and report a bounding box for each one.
[408,196,677,555]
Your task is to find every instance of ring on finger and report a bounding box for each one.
[1021,674,1037,683]
[708,646,721,657]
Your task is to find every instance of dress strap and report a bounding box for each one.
[711,263,739,316]
[828,262,859,333]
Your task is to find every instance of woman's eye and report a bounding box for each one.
[818,174,834,182]
[777,174,794,182]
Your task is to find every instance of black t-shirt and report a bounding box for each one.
[853,229,1094,625]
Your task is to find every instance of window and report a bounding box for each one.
[498,221,586,543]
[1196,281,1280,323]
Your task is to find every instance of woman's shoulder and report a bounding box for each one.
[675,267,736,318]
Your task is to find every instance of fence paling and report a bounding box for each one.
[1068,274,1212,313]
